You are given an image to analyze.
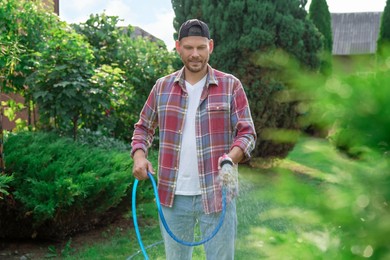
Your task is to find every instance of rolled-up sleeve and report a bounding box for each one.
[131,84,159,158]
[230,81,256,162]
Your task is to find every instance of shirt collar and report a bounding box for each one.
[174,64,218,88]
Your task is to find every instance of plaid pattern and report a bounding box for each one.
[131,65,256,214]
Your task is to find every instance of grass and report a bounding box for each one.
[59,137,379,259]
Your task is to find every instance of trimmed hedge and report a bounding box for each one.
[0,131,152,239]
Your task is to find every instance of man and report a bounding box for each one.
[131,19,256,260]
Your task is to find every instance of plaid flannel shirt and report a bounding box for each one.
[131,65,256,214]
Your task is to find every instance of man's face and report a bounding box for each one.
[176,36,214,73]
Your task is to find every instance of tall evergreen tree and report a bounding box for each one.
[377,0,390,53]
[309,0,333,52]
[308,0,332,78]
[171,0,323,159]
[172,0,204,40]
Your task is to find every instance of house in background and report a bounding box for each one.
[132,26,166,47]
[121,26,165,47]
[41,0,59,15]
[331,12,382,73]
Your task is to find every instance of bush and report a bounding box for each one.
[297,66,390,158]
[0,174,13,199]
[76,128,131,152]
[0,131,154,239]
[261,138,390,259]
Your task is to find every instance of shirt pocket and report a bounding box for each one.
[207,103,229,112]
[206,103,230,133]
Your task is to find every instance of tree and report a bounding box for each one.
[172,0,204,39]
[308,0,333,75]
[172,0,323,159]
[1,0,54,172]
[29,22,100,140]
[309,0,332,52]
[73,13,179,141]
[2,5,179,142]
[377,0,390,54]
[1,0,61,125]
[0,32,24,174]
[72,13,133,67]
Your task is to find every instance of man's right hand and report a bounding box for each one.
[132,150,155,180]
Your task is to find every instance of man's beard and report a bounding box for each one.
[184,58,208,73]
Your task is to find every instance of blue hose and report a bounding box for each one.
[132,172,226,259]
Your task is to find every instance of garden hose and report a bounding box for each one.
[131,172,227,260]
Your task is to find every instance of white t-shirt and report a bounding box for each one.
[175,76,207,195]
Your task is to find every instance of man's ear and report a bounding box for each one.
[209,39,214,54]
[175,40,181,54]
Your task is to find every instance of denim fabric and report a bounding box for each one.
[159,195,237,260]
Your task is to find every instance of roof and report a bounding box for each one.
[331,12,382,55]
[132,26,163,44]
[119,26,166,48]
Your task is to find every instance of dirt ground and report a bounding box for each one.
[0,216,133,260]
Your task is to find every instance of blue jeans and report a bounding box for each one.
[159,195,237,260]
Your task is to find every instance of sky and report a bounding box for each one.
[59,0,387,51]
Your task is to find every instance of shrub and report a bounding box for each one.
[303,69,390,158]
[0,131,154,239]
[77,128,131,152]
[0,174,13,199]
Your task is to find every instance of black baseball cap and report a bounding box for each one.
[178,19,210,40]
